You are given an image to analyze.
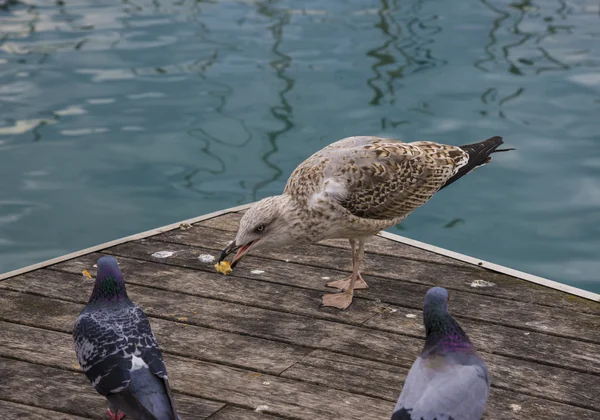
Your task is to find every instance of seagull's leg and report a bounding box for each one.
[321,239,365,310]
[326,238,369,291]
[107,408,125,420]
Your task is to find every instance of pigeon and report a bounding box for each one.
[391,287,490,420]
[73,256,180,420]
[218,135,513,309]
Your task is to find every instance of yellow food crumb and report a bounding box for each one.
[214,261,232,275]
[82,270,92,279]
[177,317,188,322]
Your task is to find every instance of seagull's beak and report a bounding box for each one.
[219,240,256,268]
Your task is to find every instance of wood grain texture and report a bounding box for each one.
[0,400,92,420]
[0,321,392,420]
[0,357,223,420]
[0,287,307,375]
[1,272,599,412]
[2,319,597,420]
[50,252,600,375]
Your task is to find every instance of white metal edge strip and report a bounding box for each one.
[0,203,254,282]
[378,231,600,302]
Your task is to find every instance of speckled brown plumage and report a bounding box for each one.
[284,136,469,222]
[221,135,511,309]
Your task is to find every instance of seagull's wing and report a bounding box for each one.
[286,136,468,220]
[74,305,179,420]
[394,354,490,420]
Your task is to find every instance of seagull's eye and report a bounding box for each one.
[255,224,265,233]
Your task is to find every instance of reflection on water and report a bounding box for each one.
[0,0,599,291]
[367,0,445,106]
[251,0,295,199]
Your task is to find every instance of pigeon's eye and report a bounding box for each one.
[255,224,265,233]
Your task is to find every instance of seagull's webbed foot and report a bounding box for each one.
[326,273,368,291]
[107,408,125,420]
[320,289,354,310]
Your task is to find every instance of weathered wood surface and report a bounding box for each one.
[0,209,599,419]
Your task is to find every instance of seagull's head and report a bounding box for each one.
[219,196,296,267]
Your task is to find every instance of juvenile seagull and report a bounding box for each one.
[219,135,512,309]
[392,287,490,419]
[73,256,180,420]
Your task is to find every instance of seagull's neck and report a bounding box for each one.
[423,309,473,355]
[278,193,341,242]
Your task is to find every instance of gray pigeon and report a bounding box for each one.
[392,287,490,420]
[73,256,180,420]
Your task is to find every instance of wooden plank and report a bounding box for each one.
[207,406,283,419]
[280,350,600,420]
[0,356,116,419]
[2,319,597,420]
[156,223,600,315]
[100,239,600,345]
[2,278,599,411]
[0,323,393,420]
[0,357,223,420]
[0,400,91,420]
[0,288,307,375]
[50,252,600,375]
[51,252,378,325]
[139,354,387,420]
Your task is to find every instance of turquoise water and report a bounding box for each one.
[1,0,599,292]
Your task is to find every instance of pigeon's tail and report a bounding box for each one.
[107,389,159,420]
[439,136,514,190]
[391,408,414,420]
[106,368,179,420]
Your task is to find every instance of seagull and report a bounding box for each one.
[392,287,490,419]
[219,135,513,309]
[73,256,180,420]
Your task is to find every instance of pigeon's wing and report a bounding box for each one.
[285,136,468,220]
[73,305,179,420]
[394,354,490,420]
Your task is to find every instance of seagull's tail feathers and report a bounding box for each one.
[439,136,514,190]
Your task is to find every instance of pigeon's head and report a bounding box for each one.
[422,286,473,351]
[219,196,296,267]
[90,256,128,303]
[424,286,449,312]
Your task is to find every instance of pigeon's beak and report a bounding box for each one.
[219,240,256,268]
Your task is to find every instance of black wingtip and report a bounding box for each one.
[439,136,513,190]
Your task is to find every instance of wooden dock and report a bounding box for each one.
[1,205,599,419]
